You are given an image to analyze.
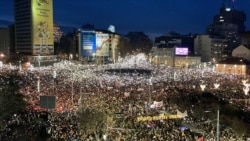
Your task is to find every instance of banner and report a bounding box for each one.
[136,110,187,122]
[32,0,54,55]
[136,114,185,122]
[96,33,110,56]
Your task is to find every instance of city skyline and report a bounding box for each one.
[1,0,250,38]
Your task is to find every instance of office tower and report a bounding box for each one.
[14,0,54,55]
[206,2,246,61]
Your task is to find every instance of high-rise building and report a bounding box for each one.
[206,3,246,60]
[14,0,54,55]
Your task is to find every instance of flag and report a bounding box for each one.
[147,121,154,128]
[180,126,187,132]
[99,80,104,88]
[177,110,188,118]
[107,87,113,90]
[137,88,144,91]
[124,92,130,97]
[198,136,204,141]
[115,81,125,87]
[153,101,163,109]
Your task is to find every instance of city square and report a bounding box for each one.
[0,53,250,140]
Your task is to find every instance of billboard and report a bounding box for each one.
[96,33,110,56]
[81,31,96,57]
[39,95,56,109]
[175,47,188,56]
[32,0,54,55]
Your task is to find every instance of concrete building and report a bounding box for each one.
[14,0,54,55]
[206,3,246,59]
[151,45,200,68]
[151,45,175,67]
[78,28,122,64]
[194,35,212,62]
[0,27,11,55]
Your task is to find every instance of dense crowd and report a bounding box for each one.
[1,54,250,140]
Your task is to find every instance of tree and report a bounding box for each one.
[126,32,153,55]
[0,73,27,129]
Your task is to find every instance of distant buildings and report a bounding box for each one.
[151,32,200,67]
[196,3,247,63]
[215,57,248,75]
[1,0,250,68]
[77,24,123,64]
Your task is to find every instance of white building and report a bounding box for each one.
[194,34,227,63]
[232,45,250,61]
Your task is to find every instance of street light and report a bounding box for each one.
[92,53,96,64]
[78,86,83,113]
[37,55,41,68]
[37,76,40,93]
[204,109,220,141]
[52,70,57,96]
[71,70,74,104]
[148,74,153,103]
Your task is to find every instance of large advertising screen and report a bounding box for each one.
[96,33,110,56]
[32,0,54,55]
[81,31,96,57]
[175,47,188,56]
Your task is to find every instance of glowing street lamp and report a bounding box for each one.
[234,65,237,75]
[37,76,40,93]
[148,76,153,103]
[0,53,4,58]
[204,109,220,141]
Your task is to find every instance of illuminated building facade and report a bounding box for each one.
[152,33,200,67]
[14,0,54,55]
[78,28,121,64]
[215,57,249,75]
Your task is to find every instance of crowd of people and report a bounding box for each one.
[1,53,250,140]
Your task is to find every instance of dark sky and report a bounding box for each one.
[1,0,250,38]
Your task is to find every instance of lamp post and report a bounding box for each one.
[205,109,220,141]
[37,76,40,93]
[216,109,220,141]
[148,74,153,103]
[71,73,74,104]
[92,53,96,64]
[38,55,41,68]
[52,70,56,95]
[78,86,83,113]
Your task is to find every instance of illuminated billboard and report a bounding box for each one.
[96,33,110,56]
[81,31,96,57]
[32,0,54,55]
[175,47,188,56]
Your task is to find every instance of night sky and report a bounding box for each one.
[1,0,250,38]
